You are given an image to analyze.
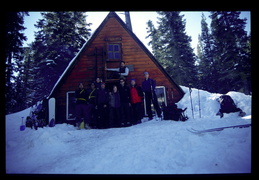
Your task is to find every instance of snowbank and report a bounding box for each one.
[6,87,251,174]
[178,86,251,121]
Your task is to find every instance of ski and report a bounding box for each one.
[187,123,251,134]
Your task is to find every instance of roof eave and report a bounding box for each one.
[47,12,116,98]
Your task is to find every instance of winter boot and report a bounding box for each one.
[76,122,81,130]
[79,122,85,129]
[84,123,91,130]
[216,111,223,118]
[239,111,246,117]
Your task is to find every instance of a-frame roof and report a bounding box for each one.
[48,12,184,98]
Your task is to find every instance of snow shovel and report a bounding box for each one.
[20,117,25,131]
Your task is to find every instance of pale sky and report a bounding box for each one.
[23,11,251,55]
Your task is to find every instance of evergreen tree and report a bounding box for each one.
[31,12,92,100]
[210,11,251,94]
[146,11,197,86]
[16,44,37,109]
[146,20,165,67]
[196,13,214,91]
[5,12,28,113]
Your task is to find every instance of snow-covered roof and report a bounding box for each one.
[47,14,108,99]
[47,40,88,99]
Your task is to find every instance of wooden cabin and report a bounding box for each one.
[48,12,185,124]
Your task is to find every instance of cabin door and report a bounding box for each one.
[144,86,167,117]
[66,91,76,120]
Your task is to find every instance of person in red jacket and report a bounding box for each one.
[130,79,144,125]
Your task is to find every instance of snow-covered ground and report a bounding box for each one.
[6,86,251,174]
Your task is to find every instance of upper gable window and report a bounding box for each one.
[107,44,121,60]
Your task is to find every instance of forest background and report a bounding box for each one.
[5,11,251,114]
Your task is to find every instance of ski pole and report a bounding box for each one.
[150,83,157,120]
[189,87,194,119]
[198,89,201,118]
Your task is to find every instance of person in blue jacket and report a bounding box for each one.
[142,72,162,120]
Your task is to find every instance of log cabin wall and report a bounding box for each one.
[50,12,184,123]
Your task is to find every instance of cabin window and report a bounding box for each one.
[107,44,121,60]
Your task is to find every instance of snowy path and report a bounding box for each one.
[6,87,251,174]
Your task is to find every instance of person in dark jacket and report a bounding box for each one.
[118,78,131,126]
[86,82,98,128]
[75,83,89,129]
[142,72,162,120]
[94,77,102,90]
[130,79,144,124]
[109,85,121,127]
[106,61,129,79]
[97,82,109,128]
[216,95,246,118]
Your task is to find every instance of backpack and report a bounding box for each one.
[162,103,188,121]
[26,116,33,129]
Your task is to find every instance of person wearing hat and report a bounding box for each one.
[130,79,144,124]
[142,72,162,120]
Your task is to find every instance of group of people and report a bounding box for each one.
[75,71,162,130]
